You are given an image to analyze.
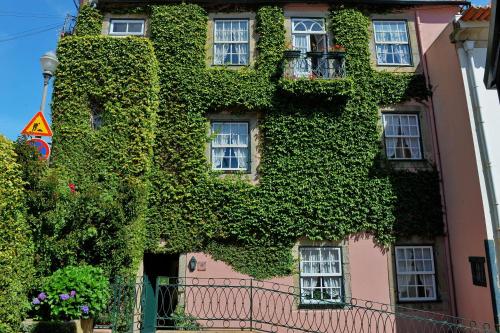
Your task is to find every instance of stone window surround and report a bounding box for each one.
[206,111,260,183]
[380,104,434,170]
[292,238,351,309]
[369,12,422,73]
[102,13,149,37]
[206,12,257,67]
[389,237,451,313]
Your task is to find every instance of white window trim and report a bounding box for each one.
[373,20,412,66]
[382,113,422,160]
[109,19,145,36]
[299,247,343,304]
[395,246,437,302]
[210,121,249,171]
[213,19,250,66]
[291,18,327,34]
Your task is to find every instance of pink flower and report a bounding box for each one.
[69,183,76,193]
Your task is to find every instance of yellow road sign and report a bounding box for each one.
[21,112,53,137]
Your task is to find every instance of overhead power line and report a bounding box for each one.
[0,14,66,19]
[0,22,63,43]
[0,10,66,18]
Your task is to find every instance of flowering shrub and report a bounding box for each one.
[32,265,110,321]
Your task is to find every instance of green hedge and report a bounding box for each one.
[30,36,160,278]
[74,5,103,36]
[0,136,34,333]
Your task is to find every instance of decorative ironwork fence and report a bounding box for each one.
[283,54,346,79]
[100,277,494,333]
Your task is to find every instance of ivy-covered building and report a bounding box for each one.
[48,0,496,331]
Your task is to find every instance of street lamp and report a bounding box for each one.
[39,51,59,114]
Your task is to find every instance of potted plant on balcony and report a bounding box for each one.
[30,265,110,333]
[283,42,301,59]
[327,44,346,59]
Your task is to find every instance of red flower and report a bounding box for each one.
[69,183,76,193]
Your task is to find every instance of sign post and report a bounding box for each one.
[21,111,53,160]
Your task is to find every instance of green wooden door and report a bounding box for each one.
[141,275,156,333]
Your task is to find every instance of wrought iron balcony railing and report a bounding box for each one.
[283,51,346,79]
[98,277,494,333]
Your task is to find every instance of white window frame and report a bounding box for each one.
[373,20,412,66]
[213,19,250,66]
[382,113,422,160]
[210,121,249,171]
[395,246,437,302]
[299,247,343,305]
[109,19,145,36]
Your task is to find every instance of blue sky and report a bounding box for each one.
[0,0,76,140]
[0,0,490,140]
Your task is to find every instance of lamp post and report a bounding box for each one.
[39,51,59,115]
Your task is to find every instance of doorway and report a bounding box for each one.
[141,253,179,333]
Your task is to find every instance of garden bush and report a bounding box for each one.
[32,265,110,321]
[0,135,34,333]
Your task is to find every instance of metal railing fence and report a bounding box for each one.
[97,277,494,333]
[283,54,346,79]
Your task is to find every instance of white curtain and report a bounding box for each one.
[235,148,248,169]
[323,277,341,300]
[397,119,414,159]
[376,44,410,65]
[397,275,411,298]
[292,34,310,76]
[214,44,229,65]
[393,44,410,64]
[212,148,223,169]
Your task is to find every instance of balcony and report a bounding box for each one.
[283,50,346,79]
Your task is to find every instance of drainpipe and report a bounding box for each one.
[414,8,458,317]
[458,40,500,330]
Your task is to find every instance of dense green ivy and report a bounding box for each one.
[50,4,442,279]
[32,36,160,278]
[390,169,444,238]
[0,136,34,333]
[74,5,103,36]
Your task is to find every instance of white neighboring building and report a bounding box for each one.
[452,7,500,324]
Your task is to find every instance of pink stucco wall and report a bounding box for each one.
[181,236,407,332]
[186,235,391,303]
[421,7,495,327]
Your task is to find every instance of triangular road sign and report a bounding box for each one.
[21,112,53,137]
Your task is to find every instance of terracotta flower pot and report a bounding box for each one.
[76,318,94,333]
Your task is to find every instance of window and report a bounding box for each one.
[395,246,437,301]
[373,20,411,66]
[213,20,249,65]
[382,113,422,160]
[299,247,343,304]
[211,122,249,171]
[109,19,145,36]
[469,257,487,287]
[291,18,328,77]
[90,99,103,130]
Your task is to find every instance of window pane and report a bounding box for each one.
[213,20,249,65]
[211,122,249,170]
[374,21,411,66]
[395,246,436,301]
[128,22,143,33]
[383,114,422,160]
[112,22,127,33]
[300,248,343,303]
